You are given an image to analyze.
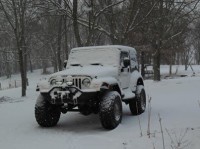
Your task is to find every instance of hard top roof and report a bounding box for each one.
[71,45,136,53]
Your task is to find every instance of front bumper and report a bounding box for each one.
[48,86,97,105]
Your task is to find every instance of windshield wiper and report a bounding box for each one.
[70,64,83,67]
[90,63,103,66]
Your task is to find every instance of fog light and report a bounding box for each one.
[66,76,73,86]
[66,81,73,86]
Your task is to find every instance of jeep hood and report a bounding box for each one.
[51,66,118,78]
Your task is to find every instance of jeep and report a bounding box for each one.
[35,45,146,130]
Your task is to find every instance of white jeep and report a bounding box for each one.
[35,45,146,130]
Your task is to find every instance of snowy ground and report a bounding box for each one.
[0,66,200,149]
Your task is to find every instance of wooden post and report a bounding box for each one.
[15,80,17,88]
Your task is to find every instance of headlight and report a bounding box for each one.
[82,78,91,87]
[50,76,63,86]
[50,79,56,85]
[56,76,64,85]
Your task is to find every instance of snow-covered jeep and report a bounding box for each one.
[35,45,146,130]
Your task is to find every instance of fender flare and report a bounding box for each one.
[91,77,122,95]
[130,71,144,92]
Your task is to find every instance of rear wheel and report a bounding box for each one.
[99,91,122,130]
[129,85,146,115]
[35,94,61,127]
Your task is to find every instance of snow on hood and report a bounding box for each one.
[50,66,118,78]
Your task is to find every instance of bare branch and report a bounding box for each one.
[95,0,126,18]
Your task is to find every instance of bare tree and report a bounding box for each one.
[0,0,31,96]
[72,0,82,47]
[0,0,200,88]
[147,0,200,80]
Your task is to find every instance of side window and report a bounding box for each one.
[120,51,130,67]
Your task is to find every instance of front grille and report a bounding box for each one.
[73,78,82,89]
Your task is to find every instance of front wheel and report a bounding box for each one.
[35,94,61,127]
[129,85,146,115]
[99,91,122,130]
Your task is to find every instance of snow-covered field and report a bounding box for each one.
[0,66,200,149]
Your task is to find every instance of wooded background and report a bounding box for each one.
[1,0,200,96]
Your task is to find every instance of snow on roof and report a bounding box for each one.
[67,47,120,67]
[71,45,137,53]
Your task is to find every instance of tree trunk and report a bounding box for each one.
[18,48,26,96]
[5,53,11,78]
[42,59,47,74]
[6,62,11,79]
[19,32,27,95]
[15,0,27,96]
[141,51,145,77]
[169,51,172,75]
[153,0,163,81]
[169,64,172,75]
[29,53,33,73]
[53,58,58,73]
[153,46,161,81]
[64,15,69,60]
[24,47,27,90]
[73,0,82,47]
[57,0,63,71]
[184,51,188,71]
[57,16,63,71]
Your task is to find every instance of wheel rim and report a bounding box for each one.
[114,103,121,121]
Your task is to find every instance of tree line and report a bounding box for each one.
[0,0,200,96]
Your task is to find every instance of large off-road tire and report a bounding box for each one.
[99,91,122,130]
[35,94,61,127]
[129,85,146,115]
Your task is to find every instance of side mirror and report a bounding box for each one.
[123,57,130,67]
[63,60,68,69]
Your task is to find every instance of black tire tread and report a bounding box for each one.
[129,86,146,115]
[99,91,122,130]
[35,94,61,127]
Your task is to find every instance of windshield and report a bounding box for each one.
[67,48,120,67]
